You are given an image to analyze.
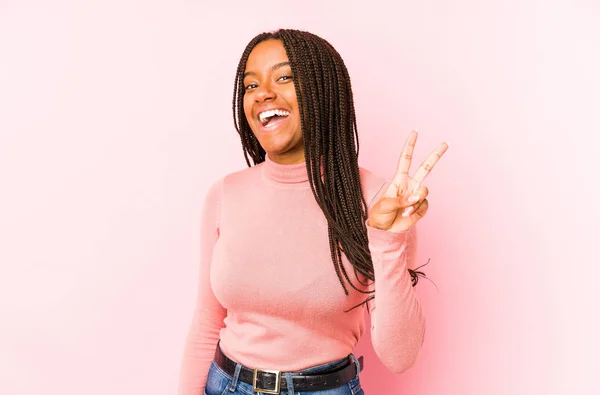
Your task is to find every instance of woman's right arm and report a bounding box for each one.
[178,178,227,395]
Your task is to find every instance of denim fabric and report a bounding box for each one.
[204,354,364,395]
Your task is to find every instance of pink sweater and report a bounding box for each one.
[178,154,425,395]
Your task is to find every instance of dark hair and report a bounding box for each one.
[232,29,424,312]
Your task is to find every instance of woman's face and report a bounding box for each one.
[243,39,304,165]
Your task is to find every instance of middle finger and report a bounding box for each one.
[392,130,418,186]
[412,142,448,184]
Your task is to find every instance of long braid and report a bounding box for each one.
[232,29,424,313]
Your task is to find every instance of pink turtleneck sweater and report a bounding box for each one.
[178,154,425,395]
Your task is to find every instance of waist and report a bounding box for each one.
[218,328,364,371]
[213,340,363,394]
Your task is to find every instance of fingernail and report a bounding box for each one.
[408,194,420,203]
[402,206,414,217]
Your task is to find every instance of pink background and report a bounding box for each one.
[1,0,599,394]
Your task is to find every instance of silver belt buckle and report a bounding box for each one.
[252,368,281,394]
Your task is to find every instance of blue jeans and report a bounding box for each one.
[204,354,364,395]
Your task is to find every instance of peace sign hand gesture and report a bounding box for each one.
[368,131,449,233]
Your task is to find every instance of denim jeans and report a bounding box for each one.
[204,354,364,395]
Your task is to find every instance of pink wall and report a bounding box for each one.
[1,1,598,394]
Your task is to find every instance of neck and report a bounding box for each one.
[267,151,305,165]
[263,153,324,184]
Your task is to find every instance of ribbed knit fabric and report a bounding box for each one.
[178,154,425,395]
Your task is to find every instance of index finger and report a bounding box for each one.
[392,130,418,185]
[412,142,449,184]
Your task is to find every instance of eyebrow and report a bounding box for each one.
[243,61,291,79]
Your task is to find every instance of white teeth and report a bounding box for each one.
[258,109,290,123]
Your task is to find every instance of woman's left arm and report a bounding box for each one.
[366,130,448,373]
[366,223,424,374]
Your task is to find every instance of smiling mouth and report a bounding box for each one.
[258,109,290,127]
[260,115,288,130]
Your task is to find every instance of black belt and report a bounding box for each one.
[214,342,363,394]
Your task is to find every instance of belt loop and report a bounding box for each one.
[228,362,242,392]
[284,372,294,395]
[349,354,361,378]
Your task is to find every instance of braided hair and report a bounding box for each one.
[232,29,424,312]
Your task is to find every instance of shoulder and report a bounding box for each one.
[201,163,261,222]
[203,163,265,210]
[202,176,224,214]
[221,162,263,187]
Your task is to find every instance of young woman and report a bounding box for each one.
[178,29,448,395]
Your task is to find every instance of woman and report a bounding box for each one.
[178,29,448,395]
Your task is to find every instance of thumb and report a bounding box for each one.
[410,198,429,221]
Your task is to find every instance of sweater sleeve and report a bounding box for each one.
[364,181,426,374]
[178,178,227,395]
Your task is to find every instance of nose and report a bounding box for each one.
[254,81,276,102]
